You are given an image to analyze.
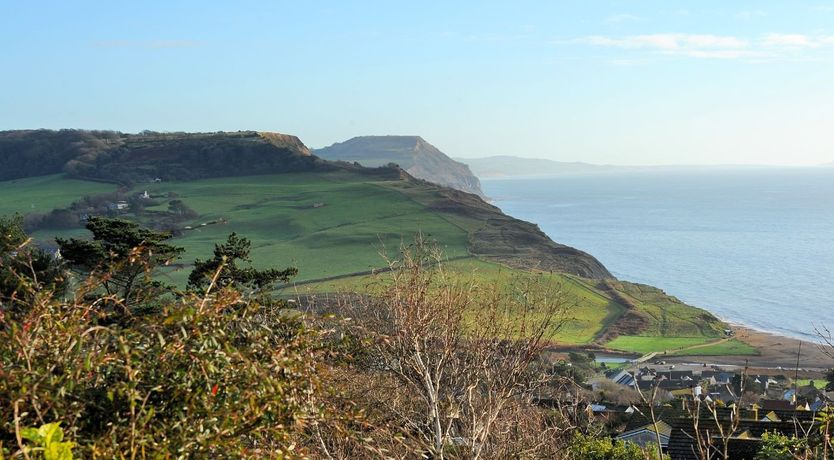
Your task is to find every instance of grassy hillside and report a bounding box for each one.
[139,171,471,284]
[0,169,733,349]
[0,174,115,216]
[0,171,469,283]
[288,258,627,344]
[0,129,610,278]
[600,280,725,338]
[283,256,734,348]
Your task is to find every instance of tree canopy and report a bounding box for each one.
[0,214,27,252]
[1,214,65,308]
[56,217,183,310]
[187,232,297,293]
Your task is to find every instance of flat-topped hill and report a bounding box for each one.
[315,135,485,198]
[0,130,330,184]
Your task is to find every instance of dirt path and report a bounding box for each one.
[630,337,729,363]
[665,326,832,369]
[675,337,732,352]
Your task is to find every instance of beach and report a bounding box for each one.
[663,326,833,371]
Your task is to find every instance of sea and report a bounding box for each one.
[481,168,834,341]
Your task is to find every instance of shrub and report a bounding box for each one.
[17,422,75,460]
[0,273,336,458]
[568,432,664,459]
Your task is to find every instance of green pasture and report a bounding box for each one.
[668,339,759,356]
[288,258,628,344]
[1,171,741,349]
[605,335,715,354]
[0,174,114,217]
[141,171,471,282]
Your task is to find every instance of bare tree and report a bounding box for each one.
[684,365,746,460]
[815,324,834,457]
[633,380,667,460]
[816,324,834,360]
[337,237,569,459]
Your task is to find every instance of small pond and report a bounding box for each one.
[594,354,633,364]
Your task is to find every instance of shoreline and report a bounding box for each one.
[667,325,832,370]
[481,172,834,359]
[549,327,832,371]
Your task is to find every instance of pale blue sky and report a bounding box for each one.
[2,1,834,165]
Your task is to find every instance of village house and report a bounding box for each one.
[618,405,822,459]
[605,369,636,387]
[107,201,130,211]
[616,420,672,453]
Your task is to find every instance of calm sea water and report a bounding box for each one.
[481,168,834,341]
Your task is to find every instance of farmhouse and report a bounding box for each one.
[106,201,130,211]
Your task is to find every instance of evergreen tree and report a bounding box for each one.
[57,217,183,311]
[0,214,66,309]
[187,233,296,293]
[0,213,27,253]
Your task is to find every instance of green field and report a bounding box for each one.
[0,172,468,284]
[0,171,738,348]
[0,174,114,217]
[606,336,758,356]
[140,171,471,283]
[605,335,715,354]
[289,258,627,344]
[668,339,759,356]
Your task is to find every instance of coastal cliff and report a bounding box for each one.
[315,135,486,198]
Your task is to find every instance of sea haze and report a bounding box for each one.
[482,168,834,341]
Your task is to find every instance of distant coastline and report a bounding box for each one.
[459,155,831,180]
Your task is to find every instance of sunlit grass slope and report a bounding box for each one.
[605,336,758,356]
[604,336,715,354]
[141,171,471,283]
[0,172,741,350]
[287,258,627,344]
[0,174,114,216]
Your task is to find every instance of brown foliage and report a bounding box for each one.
[328,237,574,459]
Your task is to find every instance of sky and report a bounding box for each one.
[2,1,834,166]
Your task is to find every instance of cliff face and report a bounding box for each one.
[315,136,485,198]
